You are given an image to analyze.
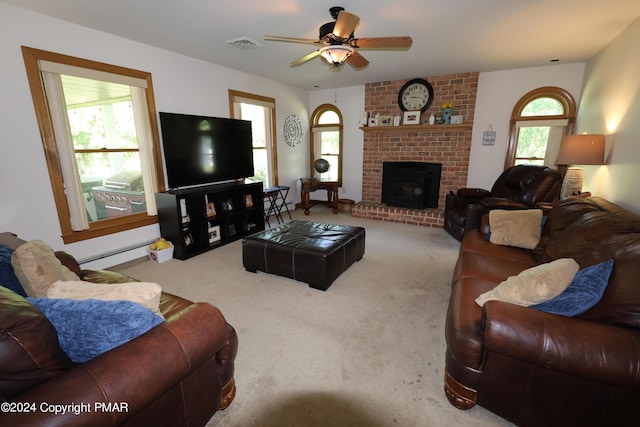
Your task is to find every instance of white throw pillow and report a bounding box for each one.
[476,258,579,307]
[46,280,163,316]
[489,209,543,249]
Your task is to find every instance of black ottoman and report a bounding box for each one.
[242,221,366,291]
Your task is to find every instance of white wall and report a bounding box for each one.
[577,17,640,213]
[0,3,308,268]
[309,86,365,202]
[468,63,586,189]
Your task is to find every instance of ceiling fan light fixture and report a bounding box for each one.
[318,45,354,66]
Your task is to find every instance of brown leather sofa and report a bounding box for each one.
[444,165,562,241]
[444,197,640,426]
[0,233,237,427]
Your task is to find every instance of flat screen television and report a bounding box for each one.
[159,112,254,190]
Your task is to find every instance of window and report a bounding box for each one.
[505,87,576,169]
[228,90,278,187]
[22,46,164,244]
[310,104,343,184]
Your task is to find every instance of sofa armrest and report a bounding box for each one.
[479,197,529,210]
[457,188,491,199]
[463,204,489,233]
[80,268,140,284]
[446,189,490,209]
[2,302,230,427]
[482,301,640,389]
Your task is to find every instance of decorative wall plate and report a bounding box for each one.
[284,114,303,146]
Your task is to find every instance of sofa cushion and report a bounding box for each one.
[47,280,163,315]
[475,258,579,307]
[530,259,614,316]
[11,240,79,297]
[0,245,26,297]
[27,297,164,363]
[0,286,74,400]
[489,209,543,250]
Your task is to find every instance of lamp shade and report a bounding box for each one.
[556,134,605,165]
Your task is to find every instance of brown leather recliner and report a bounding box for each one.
[444,165,562,241]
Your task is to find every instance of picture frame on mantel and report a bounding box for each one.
[379,115,394,126]
[403,111,420,125]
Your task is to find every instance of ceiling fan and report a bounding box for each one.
[264,6,412,70]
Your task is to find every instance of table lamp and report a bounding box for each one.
[556,133,605,198]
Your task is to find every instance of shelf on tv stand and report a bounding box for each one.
[156,180,264,260]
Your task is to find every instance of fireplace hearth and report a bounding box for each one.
[381,162,442,209]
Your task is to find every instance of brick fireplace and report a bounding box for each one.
[352,72,479,227]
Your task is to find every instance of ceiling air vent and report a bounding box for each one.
[227,37,263,50]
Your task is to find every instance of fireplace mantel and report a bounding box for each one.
[359,123,472,134]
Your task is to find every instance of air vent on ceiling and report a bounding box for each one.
[227,37,264,50]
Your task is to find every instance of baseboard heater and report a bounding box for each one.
[78,239,156,265]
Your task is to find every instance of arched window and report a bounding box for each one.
[310,104,343,184]
[504,86,576,169]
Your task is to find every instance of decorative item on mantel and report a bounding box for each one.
[441,102,454,124]
[361,111,369,126]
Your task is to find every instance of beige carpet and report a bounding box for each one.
[111,207,513,427]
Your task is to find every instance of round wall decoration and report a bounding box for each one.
[284,114,303,147]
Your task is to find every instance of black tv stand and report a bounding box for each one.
[156,180,264,260]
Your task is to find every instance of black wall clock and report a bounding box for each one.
[398,78,434,112]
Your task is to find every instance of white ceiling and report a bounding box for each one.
[6,0,640,90]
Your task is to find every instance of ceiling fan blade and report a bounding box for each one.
[333,11,360,40]
[264,35,323,46]
[350,36,413,49]
[347,51,369,69]
[290,50,320,67]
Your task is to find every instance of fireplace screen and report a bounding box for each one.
[381,162,442,209]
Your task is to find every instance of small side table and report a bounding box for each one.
[300,178,339,215]
[264,186,292,226]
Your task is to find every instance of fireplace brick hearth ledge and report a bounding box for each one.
[352,201,445,227]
